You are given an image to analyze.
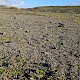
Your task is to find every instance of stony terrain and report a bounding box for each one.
[0,6,80,80]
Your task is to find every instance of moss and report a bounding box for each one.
[52,67,58,72]
[0,37,12,41]
[0,68,5,75]
[12,70,23,76]
[36,75,43,79]
[30,77,35,80]
[38,69,44,75]
[58,77,66,80]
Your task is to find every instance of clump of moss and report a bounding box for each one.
[38,69,44,75]
[12,70,23,79]
[0,68,5,75]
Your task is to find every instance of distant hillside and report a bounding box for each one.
[26,6,80,14]
[0,5,80,14]
[0,5,19,9]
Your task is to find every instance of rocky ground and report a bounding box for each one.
[0,6,80,80]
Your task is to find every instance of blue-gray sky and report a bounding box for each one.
[0,0,80,8]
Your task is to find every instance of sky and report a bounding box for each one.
[0,0,80,8]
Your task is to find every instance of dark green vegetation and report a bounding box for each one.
[0,6,80,80]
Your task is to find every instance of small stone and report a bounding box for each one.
[23,73,31,79]
[0,32,3,35]
[14,17,16,19]
[58,23,64,27]
[50,21,52,23]
[2,61,9,67]
[4,41,12,43]
[25,31,28,33]
[61,43,63,45]
[44,52,50,55]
